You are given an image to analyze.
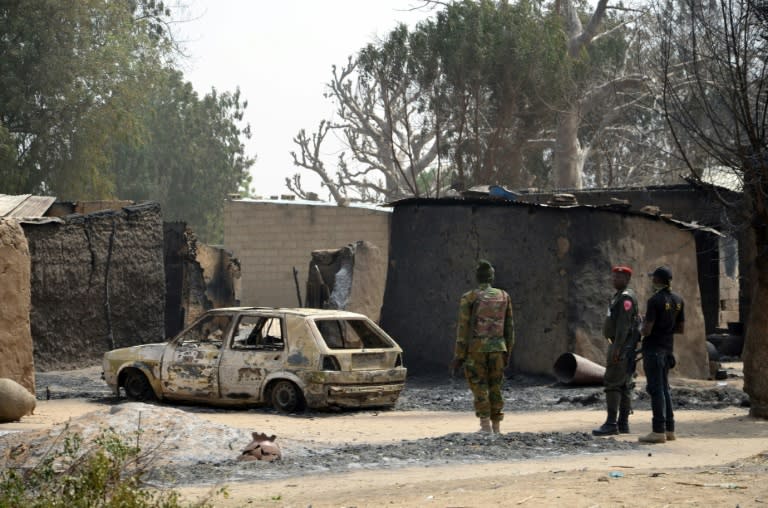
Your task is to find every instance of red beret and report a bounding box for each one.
[611,265,633,275]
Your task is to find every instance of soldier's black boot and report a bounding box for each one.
[593,391,620,436]
[592,418,619,436]
[618,408,631,434]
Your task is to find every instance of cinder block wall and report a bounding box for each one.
[224,200,391,308]
[719,236,740,327]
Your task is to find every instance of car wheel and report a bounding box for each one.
[270,380,305,413]
[123,369,155,401]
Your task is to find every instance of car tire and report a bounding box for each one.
[270,380,305,413]
[123,369,155,401]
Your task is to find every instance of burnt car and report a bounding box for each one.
[102,307,407,412]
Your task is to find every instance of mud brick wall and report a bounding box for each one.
[306,240,387,322]
[23,203,165,370]
[224,200,390,309]
[164,223,242,339]
[522,185,748,333]
[0,220,35,392]
[381,200,710,379]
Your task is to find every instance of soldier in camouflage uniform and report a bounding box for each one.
[451,260,515,433]
[592,265,640,436]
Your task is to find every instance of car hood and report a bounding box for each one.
[104,343,167,364]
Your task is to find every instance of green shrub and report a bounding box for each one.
[0,425,224,508]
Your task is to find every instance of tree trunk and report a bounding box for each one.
[743,220,768,418]
[554,108,583,189]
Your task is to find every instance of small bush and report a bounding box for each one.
[0,425,223,508]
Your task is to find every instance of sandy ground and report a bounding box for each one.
[4,399,768,507]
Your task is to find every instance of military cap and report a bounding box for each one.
[611,265,633,275]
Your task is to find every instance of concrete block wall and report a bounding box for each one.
[719,277,740,327]
[718,235,740,327]
[224,200,391,308]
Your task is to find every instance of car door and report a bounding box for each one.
[218,313,286,402]
[160,312,233,401]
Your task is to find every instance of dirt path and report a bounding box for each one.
[5,399,768,507]
[183,406,768,507]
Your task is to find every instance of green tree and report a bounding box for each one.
[0,0,172,196]
[290,0,645,202]
[110,69,253,242]
[0,1,253,241]
[290,0,567,203]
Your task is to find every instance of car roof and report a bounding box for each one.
[206,306,369,319]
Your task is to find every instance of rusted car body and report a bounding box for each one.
[102,307,407,412]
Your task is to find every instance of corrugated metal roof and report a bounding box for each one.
[0,194,29,216]
[0,194,57,218]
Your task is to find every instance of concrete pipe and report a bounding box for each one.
[553,352,606,386]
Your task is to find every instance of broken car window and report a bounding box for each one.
[315,319,393,349]
[232,315,284,350]
[179,314,232,346]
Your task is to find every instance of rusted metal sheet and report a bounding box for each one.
[0,194,56,218]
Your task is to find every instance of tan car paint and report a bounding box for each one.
[103,308,407,410]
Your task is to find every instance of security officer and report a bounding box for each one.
[451,260,515,433]
[639,266,685,444]
[593,265,639,436]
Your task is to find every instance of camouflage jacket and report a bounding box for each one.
[454,284,514,360]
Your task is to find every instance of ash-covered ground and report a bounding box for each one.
[34,365,749,412]
[12,364,748,486]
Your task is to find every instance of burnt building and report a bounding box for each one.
[518,184,745,336]
[380,197,717,379]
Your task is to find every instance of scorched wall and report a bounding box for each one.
[22,203,165,370]
[380,199,710,379]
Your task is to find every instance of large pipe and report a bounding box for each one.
[553,352,606,386]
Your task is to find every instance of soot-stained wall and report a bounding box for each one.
[521,185,746,333]
[380,200,709,379]
[305,241,387,322]
[23,203,165,370]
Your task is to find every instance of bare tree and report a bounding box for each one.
[553,0,651,189]
[659,0,768,417]
[288,57,439,204]
[289,1,667,202]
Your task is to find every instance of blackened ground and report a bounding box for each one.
[21,363,749,486]
[35,364,749,413]
[396,370,749,412]
[159,431,637,485]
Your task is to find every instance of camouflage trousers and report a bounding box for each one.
[464,351,506,421]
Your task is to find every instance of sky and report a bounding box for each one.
[176,1,434,200]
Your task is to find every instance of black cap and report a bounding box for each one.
[648,266,672,282]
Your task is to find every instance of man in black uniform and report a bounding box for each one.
[639,266,685,444]
[593,265,639,436]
